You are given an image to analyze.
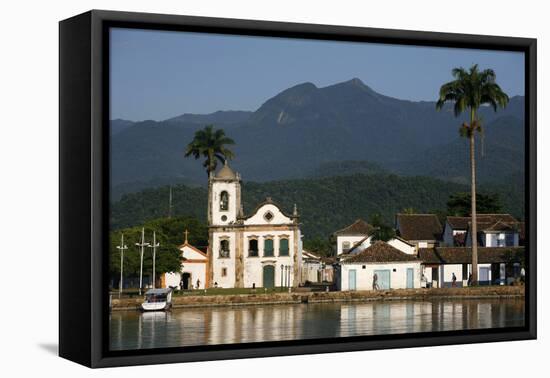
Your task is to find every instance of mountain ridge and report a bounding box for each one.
[110,78,525,197]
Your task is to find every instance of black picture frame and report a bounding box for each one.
[59,9,537,368]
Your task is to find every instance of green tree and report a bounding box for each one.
[184,125,235,176]
[436,64,509,284]
[109,216,208,289]
[303,237,333,257]
[369,213,396,242]
[447,192,502,216]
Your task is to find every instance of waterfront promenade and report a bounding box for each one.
[110,285,524,311]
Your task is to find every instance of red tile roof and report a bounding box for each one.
[396,214,442,241]
[342,241,419,264]
[447,214,519,231]
[334,219,377,236]
[418,247,524,264]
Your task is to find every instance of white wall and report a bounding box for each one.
[340,262,422,290]
[211,231,237,288]
[337,235,372,255]
[387,238,416,254]
[210,180,239,226]
[424,263,493,287]
[243,203,293,225]
[242,230,297,287]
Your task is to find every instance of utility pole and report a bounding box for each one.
[116,233,128,299]
[135,227,150,295]
[148,231,160,289]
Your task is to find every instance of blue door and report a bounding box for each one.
[375,270,391,290]
[479,267,490,285]
[348,269,356,291]
[406,268,414,288]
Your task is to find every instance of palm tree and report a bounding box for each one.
[185,125,235,176]
[436,64,509,285]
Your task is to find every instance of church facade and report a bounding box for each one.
[207,162,302,289]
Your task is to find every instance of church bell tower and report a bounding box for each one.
[208,161,242,227]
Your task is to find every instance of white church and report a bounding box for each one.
[207,161,302,289]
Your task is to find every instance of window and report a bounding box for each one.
[279,238,289,256]
[505,233,515,246]
[264,238,274,257]
[220,191,229,211]
[221,267,227,277]
[497,233,506,247]
[219,239,230,258]
[342,241,351,253]
[249,239,259,257]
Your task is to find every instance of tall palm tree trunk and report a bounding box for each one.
[470,109,478,285]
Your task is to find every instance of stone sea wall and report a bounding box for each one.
[111,286,525,311]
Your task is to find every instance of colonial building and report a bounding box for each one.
[336,241,422,291]
[442,214,520,247]
[333,219,376,255]
[163,231,208,290]
[396,213,443,248]
[419,246,524,287]
[208,162,302,288]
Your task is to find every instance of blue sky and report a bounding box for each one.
[110,28,525,122]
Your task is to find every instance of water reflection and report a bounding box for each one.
[110,298,524,351]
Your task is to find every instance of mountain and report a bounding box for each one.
[110,78,525,196]
[311,160,388,178]
[390,115,525,184]
[110,173,524,239]
[110,119,134,135]
[165,110,252,125]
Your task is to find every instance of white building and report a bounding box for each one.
[337,241,422,291]
[442,214,520,247]
[208,162,302,288]
[333,219,376,255]
[418,246,524,287]
[163,233,208,290]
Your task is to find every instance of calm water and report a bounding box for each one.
[110,298,524,351]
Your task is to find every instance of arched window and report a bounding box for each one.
[264,238,274,257]
[279,238,289,256]
[219,239,230,258]
[220,191,229,211]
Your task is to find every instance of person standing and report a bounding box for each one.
[196,278,201,289]
[373,273,380,290]
[452,273,457,287]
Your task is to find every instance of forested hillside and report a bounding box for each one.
[110,173,524,240]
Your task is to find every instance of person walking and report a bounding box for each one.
[452,273,457,287]
[196,278,201,289]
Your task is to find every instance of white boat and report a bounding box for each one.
[141,288,173,312]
